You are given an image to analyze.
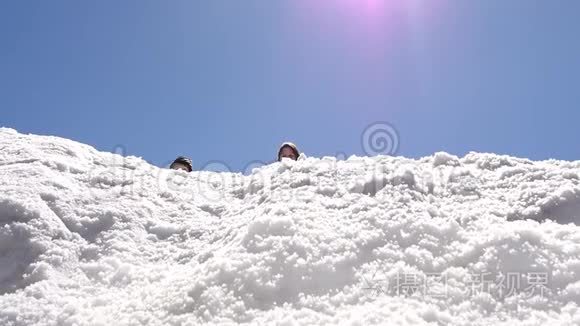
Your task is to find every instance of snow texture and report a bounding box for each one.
[1,128,580,325]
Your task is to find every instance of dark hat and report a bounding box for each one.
[170,156,193,172]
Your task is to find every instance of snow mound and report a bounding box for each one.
[1,128,580,325]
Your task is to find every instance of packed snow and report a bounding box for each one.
[1,127,580,326]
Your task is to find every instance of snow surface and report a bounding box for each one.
[1,127,580,325]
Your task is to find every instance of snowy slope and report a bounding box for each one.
[1,127,580,326]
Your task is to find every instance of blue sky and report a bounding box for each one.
[1,0,579,172]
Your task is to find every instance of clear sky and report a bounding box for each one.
[1,1,579,172]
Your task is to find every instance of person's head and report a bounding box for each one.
[170,156,193,172]
[278,142,300,161]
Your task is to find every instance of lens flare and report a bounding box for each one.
[289,0,441,32]
[341,0,389,16]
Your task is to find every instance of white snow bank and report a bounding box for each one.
[1,127,580,325]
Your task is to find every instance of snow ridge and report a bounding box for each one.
[1,128,580,325]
